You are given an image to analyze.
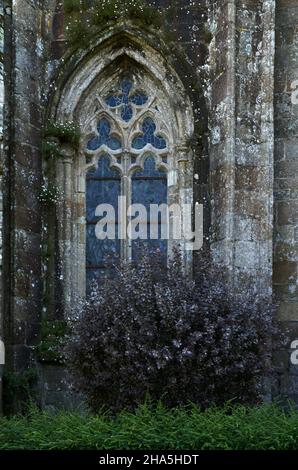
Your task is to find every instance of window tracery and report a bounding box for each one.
[50,32,195,310]
[85,76,170,289]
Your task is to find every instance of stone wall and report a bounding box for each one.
[1,0,211,410]
[274,0,298,403]
[2,0,44,411]
[208,0,275,296]
[0,2,4,414]
[1,0,297,410]
[43,0,210,409]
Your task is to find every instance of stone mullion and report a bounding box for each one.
[120,151,131,262]
[74,153,86,302]
[177,145,193,275]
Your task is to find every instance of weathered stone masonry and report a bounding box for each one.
[2,0,44,411]
[208,0,275,296]
[0,0,297,409]
[274,0,298,403]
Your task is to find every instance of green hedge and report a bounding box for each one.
[0,403,298,450]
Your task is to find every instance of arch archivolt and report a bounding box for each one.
[49,29,195,314]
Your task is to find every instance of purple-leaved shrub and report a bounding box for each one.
[65,252,279,412]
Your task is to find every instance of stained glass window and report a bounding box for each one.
[86,155,120,294]
[132,117,167,150]
[132,156,167,260]
[85,78,169,294]
[87,118,121,151]
[105,79,148,122]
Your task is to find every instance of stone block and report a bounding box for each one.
[276,201,298,225]
[277,302,298,322]
[234,241,258,269]
[273,261,297,285]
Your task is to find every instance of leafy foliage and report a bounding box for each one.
[2,369,38,415]
[44,121,80,149]
[42,120,80,161]
[1,403,298,450]
[65,252,280,413]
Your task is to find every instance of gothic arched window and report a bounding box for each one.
[51,32,194,314]
[85,76,169,292]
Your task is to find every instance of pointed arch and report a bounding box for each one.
[50,27,194,135]
[46,26,197,314]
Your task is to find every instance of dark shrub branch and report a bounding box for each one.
[65,252,280,412]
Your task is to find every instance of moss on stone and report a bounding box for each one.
[44,121,80,149]
[202,25,213,45]
[42,120,80,161]
[36,318,68,363]
[42,139,61,160]
[63,0,163,49]
[63,0,89,14]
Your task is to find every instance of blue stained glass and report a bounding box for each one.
[106,96,120,107]
[87,154,119,179]
[121,79,132,95]
[87,118,121,151]
[133,156,167,179]
[86,179,120,223]
[132,156,167,259]
[130,92,148,106]
[86,225,120,265]
[105,79,148,122]
[105,80,132,109]
[86,155,120,294]
[132,117,167,150]
[121,105,133,122]
[132,178,167,211]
